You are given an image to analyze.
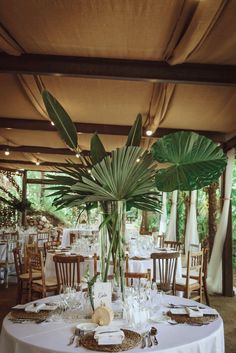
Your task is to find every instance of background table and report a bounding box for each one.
[0,295,224,353]
[44,251,182,281]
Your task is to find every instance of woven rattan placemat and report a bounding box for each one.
[9,309,51,321]
[167,311,218,324]
[80,329,141,352]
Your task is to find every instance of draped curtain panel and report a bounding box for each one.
[159,192,167,235]
[184,190,199,254]
[165,190,178,241]
[207,148,235,294]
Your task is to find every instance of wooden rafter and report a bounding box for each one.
[0,159,83,168]
[0,117,227,141]
[0,145,90,156]
[0,53,236,86]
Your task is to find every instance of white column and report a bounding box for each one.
[207,148,235,293]
[159,192,167,235]
[165,190,178,241]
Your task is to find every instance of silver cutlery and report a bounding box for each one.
[68,329,76,346]
[141,332,148,348]
[75,328,84,347]
[150,327,158,346]
[147,331,152,348]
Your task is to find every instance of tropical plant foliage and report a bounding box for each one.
[42,89,228,285]
[151,131,227,191]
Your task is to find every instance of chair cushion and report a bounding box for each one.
[32,277,57,287]
[20,272,41,280]
[176,277,198,286]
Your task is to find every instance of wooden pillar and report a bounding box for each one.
[21,170,27,226]
[140,211,149,234]
[207,183,218,257]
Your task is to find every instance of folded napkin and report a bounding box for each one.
[25,303,47,313]
[186,307,203,318]
[94,327,124,345]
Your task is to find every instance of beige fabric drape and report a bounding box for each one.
[144,83,176,133]
[17,75,48,119]
[0,24,22,55]
[169,0,228,64]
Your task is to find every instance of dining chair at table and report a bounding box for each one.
[125,254,151,286]
[181,247,210,305]
[93,253,115,281]
[53,254,85,293]
[175,250,203,302]
[151,252,179,294]
[13,247,42,303]
[163,240,182,251]
[28,251,58,301]
[37,232,50,250]
[43,240,61,259]
[0,241,9,288]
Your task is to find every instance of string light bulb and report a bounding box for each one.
[35,160,40,166]
[4,148,10,156]
[136,158,140,163]
[75,153,80,158]
[51,121,55,126]
[146,130,153,136]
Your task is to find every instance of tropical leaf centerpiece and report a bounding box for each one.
[42,90,227,298]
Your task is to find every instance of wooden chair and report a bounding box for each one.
[13,247,41,303]
[53,255,85,293]
[69,232,78,245]
[125,254,151,286]
[164,240,182,251]
[176,250,203,302]
[0,241,9,288]
[23,242,38,272]
[151,252,179,293]
[182,248,210,305]
[43,240,61,259]
[153,234,164,248]
[37,232,50,250]
[93,253,114,281]
[28,251,57,301]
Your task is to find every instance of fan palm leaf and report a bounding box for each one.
[151,131,227,191]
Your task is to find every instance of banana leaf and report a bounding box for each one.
[42,90,78,151]
[90,133,107,164]
[126,114,142,147]
[151,131,227,191]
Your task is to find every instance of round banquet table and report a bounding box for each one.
[0,295,224,353]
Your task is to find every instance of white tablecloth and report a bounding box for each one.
[61,226,99,247]
[0,295,224,353]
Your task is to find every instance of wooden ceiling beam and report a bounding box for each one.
[0,53,236,86]
[0,117,226,142]
[0,159,83,168]
[223,136,236,152]
[0,144,90,156]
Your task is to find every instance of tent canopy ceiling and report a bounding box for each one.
[0,0,235,171]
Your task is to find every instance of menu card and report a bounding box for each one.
[93,282,112,309]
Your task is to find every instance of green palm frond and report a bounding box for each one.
[152,131,227,191]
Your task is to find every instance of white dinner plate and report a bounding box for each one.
[76,322,98,331]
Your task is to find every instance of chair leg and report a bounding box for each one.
[16,281,22,304]
[203,278,210,306]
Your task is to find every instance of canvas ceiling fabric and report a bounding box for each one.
[0,23,22,56]
[169,0,229,64]
[0,0,235,171]
[0,0,190,60]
